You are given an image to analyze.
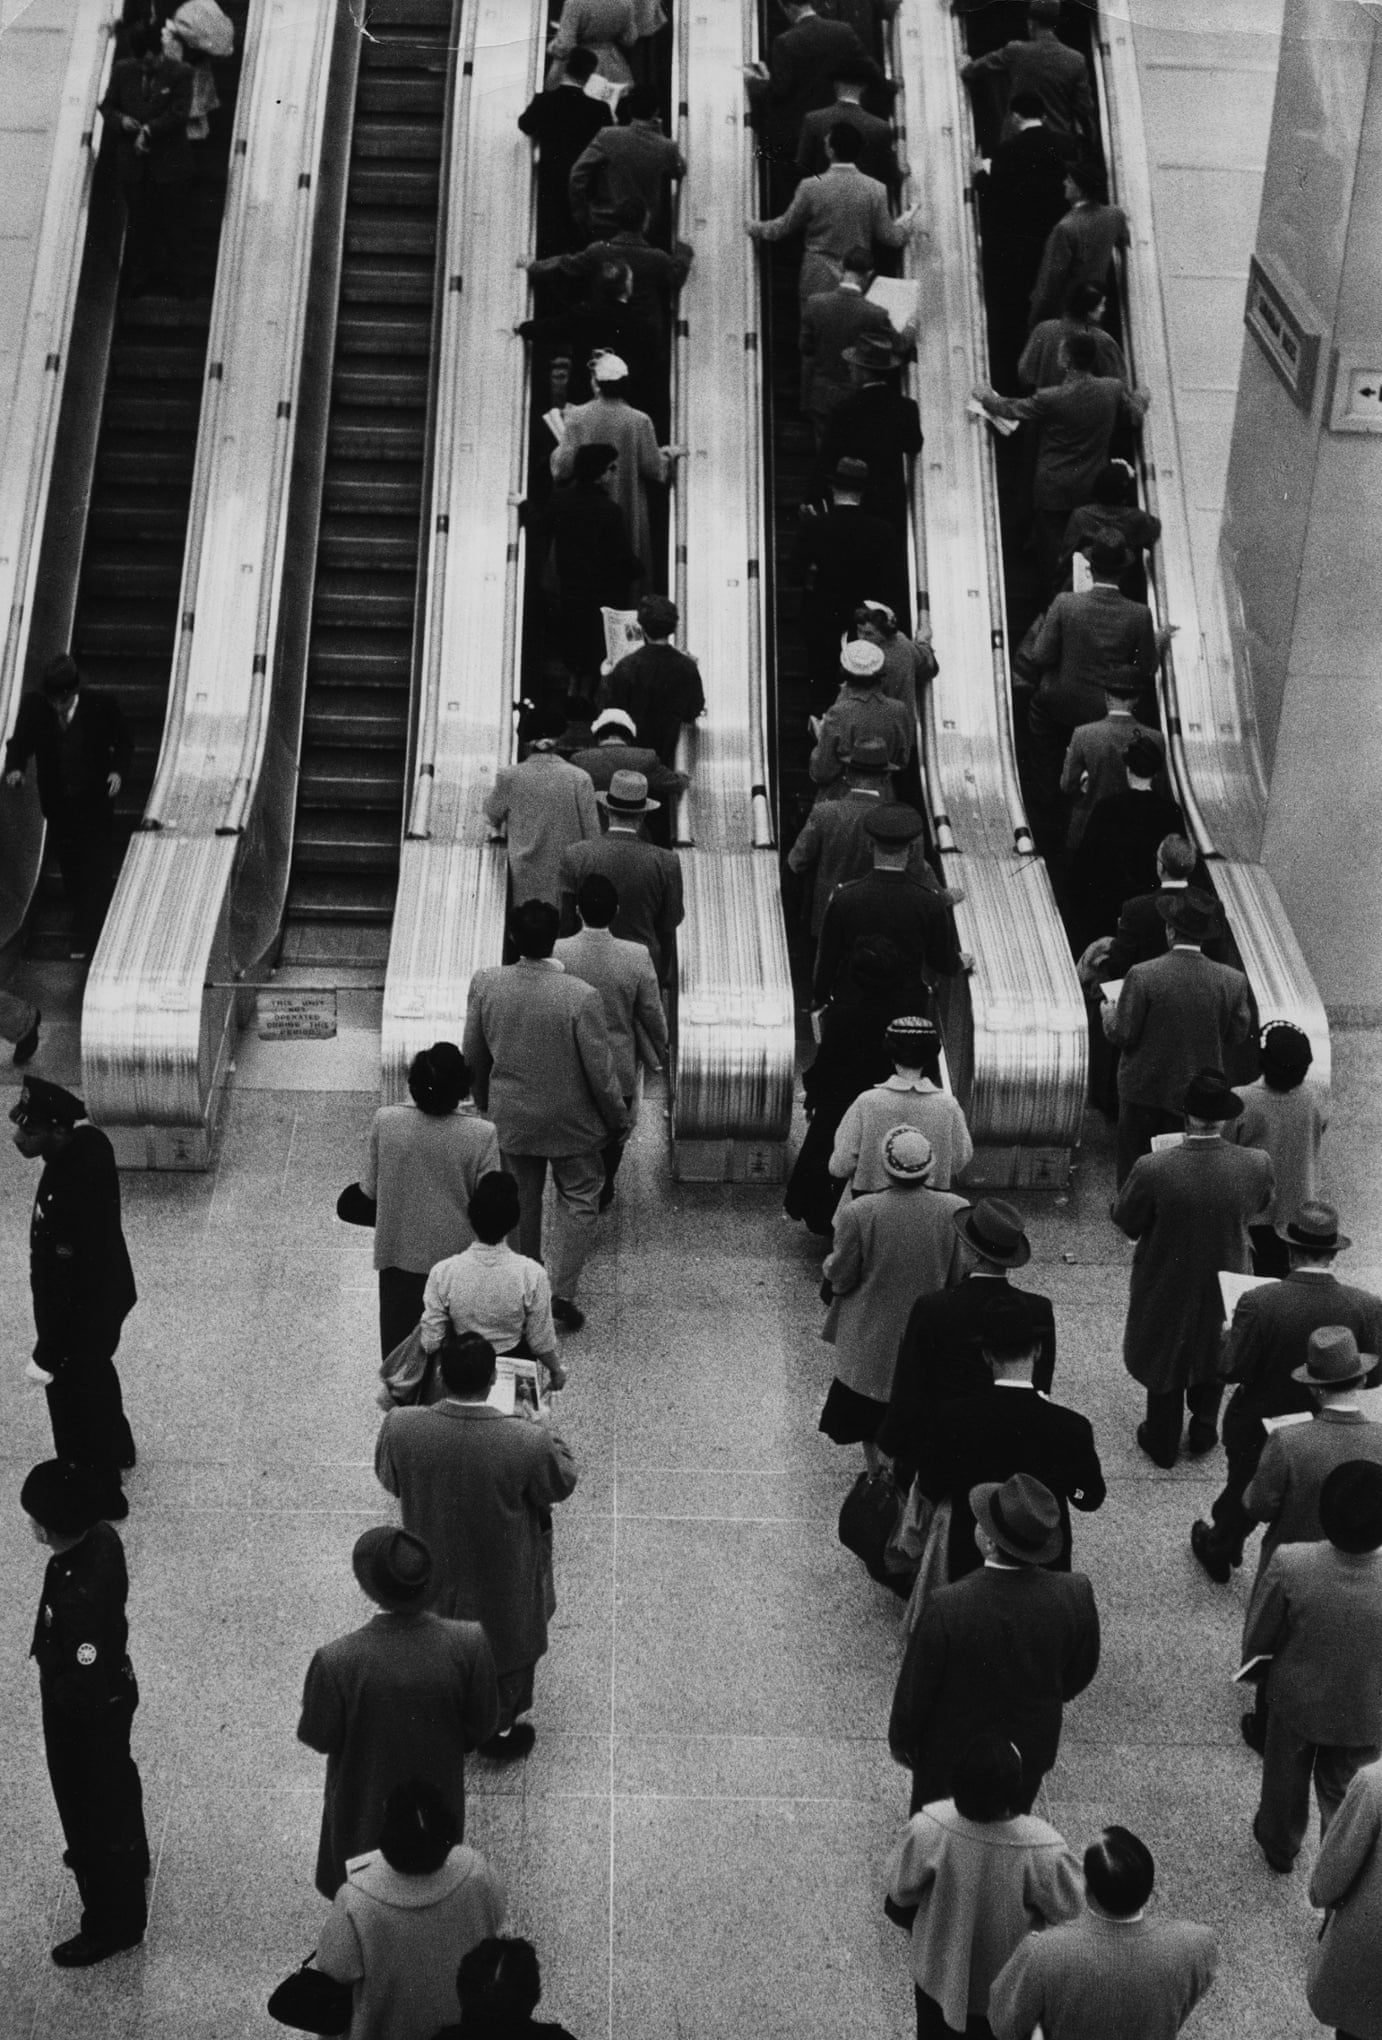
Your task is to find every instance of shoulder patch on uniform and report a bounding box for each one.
[76,1643,97,1666]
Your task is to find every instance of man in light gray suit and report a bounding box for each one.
[463,900,628,1330]
[554,873,668,1211]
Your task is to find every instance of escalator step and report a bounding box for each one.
[108,341,208,384]
[322,460,423,515]
[341,255,435,304]
[96,438,197,486]
[336,310,433,355]
[318,513,419,570]
[360,33,451,72]
[80,551,182,600]
[284,872,398,923]
[327,408,426,460]
[347,161,441,209]
[86,492,192,543]
[74,615,174,658]
[114,297,212,337]
[293,810,401,871]
[308,628,413,686]
[355,75,446,117]
[352,118,444,161]
[305,687,410,747]
[314,571,415,627]
[332,360,430,407]
[300,746,406,805]
[363,0,454,24]
[344,208,439,257]
[102,390,201,435]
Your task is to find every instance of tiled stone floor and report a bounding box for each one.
[1,1005,1378,2039]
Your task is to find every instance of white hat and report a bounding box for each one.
[592,708,637,738]
[840,639,885,679]
[591,352,630,383]
[882,1126,935,1181]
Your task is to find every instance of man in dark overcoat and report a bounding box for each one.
[11,1076,138,1518]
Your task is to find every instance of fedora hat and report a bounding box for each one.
[953,1197,1031,1269]
[1278,1201,1351,1253]
[1319,1461,1382,1555]
[1181,1068,1243,1122]
[882,1126,934,1181]
[352,1526,433,1608]
[596,768,659,815]
[842,332,902,374]
[971,1472,1062,1566]
[862,803,925,844]
[1156,887,1222,942]
[844,735,891,776]
[1293,1325,1374,1389]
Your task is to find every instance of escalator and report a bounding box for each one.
[279,0,453,967]
[25,27,246,959]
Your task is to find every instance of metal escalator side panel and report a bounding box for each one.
[381,0,545,1095]
[669,0,795,1162]
[82,0,340,1135]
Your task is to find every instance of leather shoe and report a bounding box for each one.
[480,1723,536,1763]
[551,1298,585,1332]
[1241,1710,1267,1755]
[1136,1422,1177,1470]
[12,1012,40,1066]
[1252,1817,1294,1874]
[1186,1420,1219,1456]
[1190,1520,1232,1583]
[51,1930,143,1967]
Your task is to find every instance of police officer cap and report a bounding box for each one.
[21,1460,107,1537]
[352,1526,433,1607]
[862,804,925,843]
[20,1076,87,1127]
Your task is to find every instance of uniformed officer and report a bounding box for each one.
[22,1459,149,1965]
[10,1076,137,1517]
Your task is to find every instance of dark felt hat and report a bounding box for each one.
[1278,1201,1351,1253]
[1181,1067,1243,1122]
[17,1075,87,1127]
[352,1527,433,1607]
[845,736,891,776]
[1292,1325,1373,1389]
[1156,887,1222,942]
[20,1460,107,1537]
[1319,1461,1382,1554]
[970,1472,1062,1566]
[953,1198,1031,1269]
[842,332,902,374]
[862,803,925,843]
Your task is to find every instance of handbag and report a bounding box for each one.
[335,1182,377,1227]
[884,1478,934,1578]
[267,1957,352,2035]
[837,1468,902,1586]
[377,1324,435,1409]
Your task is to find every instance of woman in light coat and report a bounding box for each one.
[819,1126,965,1466]
[1308,1754,1382,2039]
[887,1734,1082,2040]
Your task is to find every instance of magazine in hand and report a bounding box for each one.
[486,1355,544,1416]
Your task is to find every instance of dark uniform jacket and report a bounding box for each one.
[5,689,132,825]
[812,867,961,1006]
[817,382,924,528]
[890,1562,1100,1811]
[99,53,195,184]
[30,1125,138,1365]
[879,1275,1057,1462]
[917,1383,1106,1580]
[32,1523,134,1719]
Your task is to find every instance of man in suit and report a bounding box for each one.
[485,700,601,908]
[976,90,1071,392]
[1113,1069,1274,1468]
[1068,738,1185,951]
[790,738,945,937]
[889,1472,1100,1812]
[961,0,1094,154]
[798,244,895,443]
[745,0,883,185]
[298,1528,500,1897]
[879,1200,1057,1476]
[748,123,916,307]
[816,329,923,530]
[517,46,611,254]
[795,456,908,701]
[98,23,195,296]
[1244,1461,1382,1871]
[11,1077,138,1521]
[559,769,684,986]
[811,804,962,1008]
[375,1334,579,1760]
[568,706,688,822]
[808,638,913,795]
[917,1295,1105,1580]
[1107,889,1254,1184]
[568,83,685,243]
[555,872,668,1208]
[796,59,901,188]
[989,1826,1219,2040]
[1191,1213,1382,1582]
[599,592,705,765]
[463,900,628,1329]
[4,655,131,960]
[1060,670,1164,851]
[1096,833,1201,972]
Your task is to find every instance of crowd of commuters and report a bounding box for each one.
[7,3,1382,2040]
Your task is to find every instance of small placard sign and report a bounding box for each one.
[255,989,337,1041]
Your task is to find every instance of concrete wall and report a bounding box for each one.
[1221,0,1382,1012]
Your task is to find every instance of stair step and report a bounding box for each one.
[284,871,398,923]
[308,628,414,687]
[360,31,451,72]
[304,687,410,746]
[331,360,430,407]
[102,389,202,435]
[80,554,182,602]
[346,161,441,210]
[327,407,426,461]
[318,512,420,571]
[96,438,197,486]
[313,571,416,627]
[114,297,212,336]
[340,255,435,305]
[322,459,424,516]
[108,341,207,384]
[86,491,192,543]
[343,207,440,258]
[352,118,444,161]
[299,745,406,804]
[336,309,433,356]
[355,75,446,117]
[74,615,175,658]
[293,812,401,871]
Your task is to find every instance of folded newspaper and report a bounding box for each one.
[601,605,644,673]
[487,1355,543,1417]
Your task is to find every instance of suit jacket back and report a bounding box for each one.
[918,1384,1105,1578]
[1245,1544,1382,1746]
[553,926,667,1097]
[878,1276,1057,1462]
[1113,947,1253,1111]
[5,690,131,822]
[462,958,625,1155]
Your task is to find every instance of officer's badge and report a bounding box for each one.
[76,1643,97,1666]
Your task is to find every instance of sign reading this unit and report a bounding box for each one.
[1327,348,1382,435]
[255,989,337,1040]
[1245,254,1321,411]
